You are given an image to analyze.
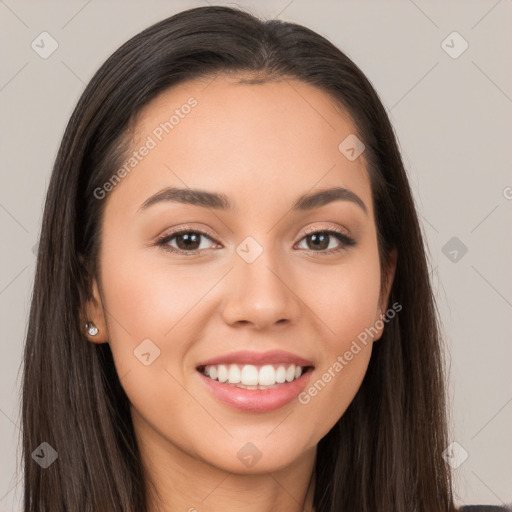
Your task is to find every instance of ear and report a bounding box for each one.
[373,247,398,341]
[81,277,109,344]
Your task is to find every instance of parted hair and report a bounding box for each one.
[22,6,456,511]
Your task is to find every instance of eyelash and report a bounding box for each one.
[155,225,356,257]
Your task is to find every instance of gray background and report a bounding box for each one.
[1,0,511,509]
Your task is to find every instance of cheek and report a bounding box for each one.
[304,249,382,344]
[294,249,381,433]
[98,238,215,378]
[301,344,372,442]
[98,248,213,446]
[102,220,224,326]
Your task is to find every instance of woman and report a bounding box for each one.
[22,5,505,512]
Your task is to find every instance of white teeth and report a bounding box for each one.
[217,364,228,382]
[285,365,295,382]
[241,364,259,385]
[202,363,307,386]
[228,364,241,384]
[275,366,286,383]
[258,365,275,386]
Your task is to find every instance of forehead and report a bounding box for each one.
[108,75,373,218]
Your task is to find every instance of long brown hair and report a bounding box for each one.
[22,6,456,511]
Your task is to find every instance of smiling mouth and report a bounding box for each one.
[197,363,314,389]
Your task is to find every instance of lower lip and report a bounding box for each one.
[197,369,313,413]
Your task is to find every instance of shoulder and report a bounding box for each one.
[458,506,511,511]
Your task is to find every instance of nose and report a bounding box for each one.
[221,246,301,330]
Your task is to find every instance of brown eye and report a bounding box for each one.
[157,230,217,254]
[296,230,356,254]
[306,232,330,251]
[174,232,202,251]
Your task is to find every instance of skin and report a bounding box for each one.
[84,74,397,512]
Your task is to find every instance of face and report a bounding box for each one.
[85,75,396,475]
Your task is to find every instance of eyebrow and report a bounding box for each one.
[139,186,368,215]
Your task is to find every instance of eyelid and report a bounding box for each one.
[298,223,351,240]
[156,224,218,241]
[154,223,355,255]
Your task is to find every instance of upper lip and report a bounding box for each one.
[196,350,314,368]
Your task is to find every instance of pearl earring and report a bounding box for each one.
[85,322,99,336]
